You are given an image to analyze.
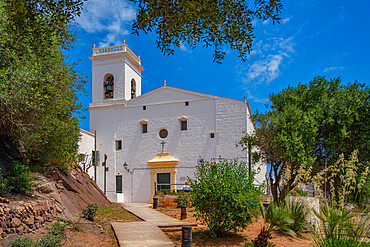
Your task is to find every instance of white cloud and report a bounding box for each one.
[262,19,269,25]
[251,20,258,26]
[247,54,284,84]
[245,90,269,104]
[323,66,344,73]
[179,43,192,53]
[237,36,294,87]
[77,0,136,47]
[235,35,295,103]
[282,17,290,24]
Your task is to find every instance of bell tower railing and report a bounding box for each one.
[92,43,141,65]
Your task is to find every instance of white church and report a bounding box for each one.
[78,43,266,203]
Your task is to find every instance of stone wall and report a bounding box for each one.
[0,200,57,241]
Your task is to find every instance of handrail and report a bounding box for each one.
[92,43,141,64]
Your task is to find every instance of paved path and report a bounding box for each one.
[111,203,197,247]
[112,222,175,247]
[122,203,197,228]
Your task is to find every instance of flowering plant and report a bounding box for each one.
[189,158,261,237]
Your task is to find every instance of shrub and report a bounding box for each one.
[288,188,312,197]
[189,158,261,237]
[47,221,66,237]
[82,202,99,221]
[311,203,370,247]
[246,202,296,247]
[282,201,309,233]
[244,242,275,247]
[8,161,33,194]
[175,194,191,207]
[0,169,10,195]
[7,221,66,247]
[38,234,63,247]
[7,237,37,247]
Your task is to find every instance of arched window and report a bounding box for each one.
[131,79,136,99]
[103,74,114,99]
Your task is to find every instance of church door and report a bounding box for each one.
[116,175,124,202]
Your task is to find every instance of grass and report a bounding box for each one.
[93,203,140,242]
[95,203,139,223]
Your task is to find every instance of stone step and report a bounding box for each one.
[161,227,183,232]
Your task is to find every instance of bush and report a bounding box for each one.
[246,202,296,247]
[7,237,37,247]
[7,221,66,247]
[8,161,33,194]
[175,194,191,207]
[47,221,66,237]
[311,203,370,247]
[189,158,261,237]
[282,201,309,233]
[82,202,99,221]
[38,234,64,247]
[0,169,10,195]
[288,188,312,197]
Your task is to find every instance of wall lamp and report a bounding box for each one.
[123,162,132,174]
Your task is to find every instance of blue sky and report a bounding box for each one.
[71,0,370,131]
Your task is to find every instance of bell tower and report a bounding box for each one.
[89,42,144,104]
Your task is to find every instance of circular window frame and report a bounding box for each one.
[159,128,168,139]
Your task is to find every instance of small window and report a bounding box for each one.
[142,124,148,133]
[210,133,215,138]
[159,129,168,138]
[143,106,146,110]
[116,175,122,193]
[115,140,122,150]
[185,101,189,106]
[181,120,187,131]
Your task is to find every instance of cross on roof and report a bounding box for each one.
[160,141,166,152]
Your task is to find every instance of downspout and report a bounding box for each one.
[244,97,251,173]
[94,130,97,183]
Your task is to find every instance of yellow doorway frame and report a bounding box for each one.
[148,151,178,202]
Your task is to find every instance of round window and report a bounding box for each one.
[159,129,168,139]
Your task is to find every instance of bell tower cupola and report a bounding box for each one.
[89,42,144,104]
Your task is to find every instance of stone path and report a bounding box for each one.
[111,203,197,247]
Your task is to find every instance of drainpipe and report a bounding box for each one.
[94,130,97,183]
[244,97,251,173]
[104,154,107,195]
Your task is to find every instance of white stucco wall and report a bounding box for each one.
[77,129,95,178]
[90,54,142,102]
[87,45,266,203]
[90,87,266,203]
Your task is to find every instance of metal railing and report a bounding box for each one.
[154,182,191,195]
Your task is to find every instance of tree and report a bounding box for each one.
[0,0,86,168]
[240,76,370,205]
[130,0,283,64]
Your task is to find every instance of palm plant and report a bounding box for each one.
[312,203,370,247]
[246,202,296,247]
[282,201,309,233]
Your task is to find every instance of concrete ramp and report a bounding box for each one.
[122,203,197,228]
[112,222,175,247]
[112,203,197,246]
